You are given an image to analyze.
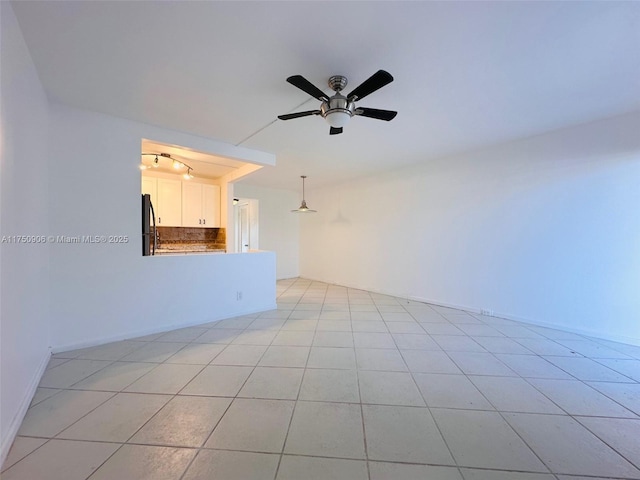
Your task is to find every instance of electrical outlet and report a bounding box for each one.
[480,309,494,316]
[236,291,243,301]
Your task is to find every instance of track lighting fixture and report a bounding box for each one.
[140,152,195,177]
[183,168,194,180]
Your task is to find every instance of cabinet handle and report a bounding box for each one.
[203,219,206,225]
[199,219,201,225]
[158,217,161,224]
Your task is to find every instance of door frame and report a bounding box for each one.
[234,197,259,252]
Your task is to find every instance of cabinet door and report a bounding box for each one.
[202,184,220,228]
[156,178,182,226]
[141,176,157,209]
[182,182,203,227]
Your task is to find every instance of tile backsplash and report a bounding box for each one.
[156,227,226,249]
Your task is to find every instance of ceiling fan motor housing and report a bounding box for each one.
[328,75,348,92]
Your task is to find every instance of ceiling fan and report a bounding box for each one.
[277,70,397,135]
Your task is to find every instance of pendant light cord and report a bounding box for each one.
[302,175,306,201]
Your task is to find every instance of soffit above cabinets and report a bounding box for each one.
[141,140,257,180]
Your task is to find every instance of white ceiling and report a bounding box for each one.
[12,1,640,190]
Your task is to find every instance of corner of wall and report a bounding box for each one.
[0,350,50,467]
[1,0,53,464]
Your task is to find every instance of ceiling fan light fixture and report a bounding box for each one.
[325,110,351,128]
[321,91,354,129]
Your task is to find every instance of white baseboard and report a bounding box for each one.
[51,303,276,354]
[488,310,640,347]
[299,276,640,348]
[1,349,51,468]
[406,293,640,347]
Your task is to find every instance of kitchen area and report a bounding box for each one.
[140,139,263,256]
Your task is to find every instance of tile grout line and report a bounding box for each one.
[71,349,211,480]
[353,290,372,480]
[385,300,463,477]
[180,278,305,480]
[273,279,325,480]
[8,278,640,479]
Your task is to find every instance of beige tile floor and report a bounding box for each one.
[3,278,640,479]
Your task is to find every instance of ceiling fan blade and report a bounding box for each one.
[355,108,397,121]
[347,70,394,101]
[286,75,329,101]
[329,127,343,135]
[277,110,321,121]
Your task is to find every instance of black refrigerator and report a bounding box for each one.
[142,194,156,256]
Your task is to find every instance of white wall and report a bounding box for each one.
[300,112,640,345]
[0,1,52,463]
[0,2,277,460]
[47,103,277,350]
[235,183,300,279]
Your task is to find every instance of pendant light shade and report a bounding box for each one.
[292,175,317,213]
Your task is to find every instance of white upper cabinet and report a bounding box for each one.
[142,173,220,228]
[182,182,202,227]
[141,176,157,208]
[182,182,220,228]
[156,178,182,226]
[202,184,220,227]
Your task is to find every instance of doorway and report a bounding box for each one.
[234,198,259,252]
[238,202,249,253]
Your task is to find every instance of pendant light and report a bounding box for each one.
[291,175,317,213]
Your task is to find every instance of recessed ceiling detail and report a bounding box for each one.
[141,140,261,180]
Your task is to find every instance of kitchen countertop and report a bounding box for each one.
[154,244,226,255]
[154,250,226,256]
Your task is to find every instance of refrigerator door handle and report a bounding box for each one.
[150,201,156,255]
